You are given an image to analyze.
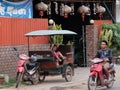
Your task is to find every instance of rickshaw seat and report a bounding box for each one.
[29,51,58,69]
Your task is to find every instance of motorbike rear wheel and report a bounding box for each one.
[15,72,22,88]
[88,76,97,90]
[106,73,115,88]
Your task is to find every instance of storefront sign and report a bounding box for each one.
[0,0,33,18]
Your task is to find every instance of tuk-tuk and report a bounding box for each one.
[25,30,77,82]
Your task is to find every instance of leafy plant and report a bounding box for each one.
[67,41,74,45]
[50,23,63,45]
[102,23,120,49]
[100,29,113,47]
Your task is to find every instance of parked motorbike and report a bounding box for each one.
[88,58,115,90]
[15,53,39,88]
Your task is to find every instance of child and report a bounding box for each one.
[51,44,66,66]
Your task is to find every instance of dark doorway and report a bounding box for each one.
[60,15,88,67]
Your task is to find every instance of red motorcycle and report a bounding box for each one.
[88,58,115,90]
[16,54,39,88]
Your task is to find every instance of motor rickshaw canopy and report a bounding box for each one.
[25,30,77,37]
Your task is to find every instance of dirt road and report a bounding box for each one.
[1,65,120,90]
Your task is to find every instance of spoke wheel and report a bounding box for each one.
[88,76,97,90]
[64,66,73,82]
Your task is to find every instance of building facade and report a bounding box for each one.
[0,0,116,78]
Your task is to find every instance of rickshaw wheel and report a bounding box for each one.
[39,72,46,82]
[64,65,73,82]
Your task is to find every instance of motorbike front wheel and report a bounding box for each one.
[31,70,39,85]
[15,72,22,88]
[88,76,97,90]
[106,73,115,88]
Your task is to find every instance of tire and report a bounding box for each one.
[31,70,39,85]
[15,72,22,88]
[39,71,46,82]
[64,66,73,82]
[106,73,115,88]
[88,76,97,90]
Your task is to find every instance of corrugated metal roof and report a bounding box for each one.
[0,18,48,45]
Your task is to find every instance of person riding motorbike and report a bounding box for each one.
[95,40,112,81]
